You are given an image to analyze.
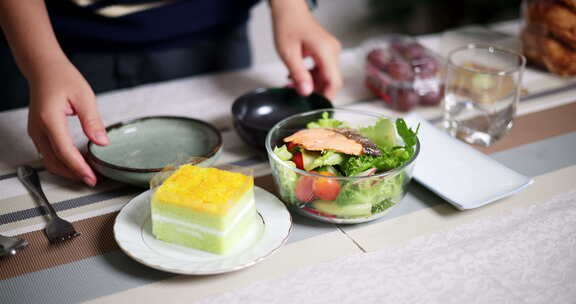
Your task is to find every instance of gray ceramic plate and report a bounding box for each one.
[87,116,222,187]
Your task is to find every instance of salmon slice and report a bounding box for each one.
[283,128,382,156]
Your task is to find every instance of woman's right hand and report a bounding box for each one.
[27,60,109,186]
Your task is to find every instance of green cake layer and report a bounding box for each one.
[152,189,258,254]
[152,203,257,254]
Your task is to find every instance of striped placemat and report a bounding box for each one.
[0,95,574,304]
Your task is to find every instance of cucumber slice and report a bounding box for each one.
[312,200,372,218]
[302,150,320,171]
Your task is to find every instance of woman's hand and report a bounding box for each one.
[27,60,108,186]
[270,0,343,100]
[0,0,108,186]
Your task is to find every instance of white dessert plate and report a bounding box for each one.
[114,186,292,275]
[404,113,533,210]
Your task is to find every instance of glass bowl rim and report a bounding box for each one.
[265,108,420,180]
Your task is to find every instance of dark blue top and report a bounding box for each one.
[46,0,260,52]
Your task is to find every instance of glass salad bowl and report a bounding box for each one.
[265,108,420,224]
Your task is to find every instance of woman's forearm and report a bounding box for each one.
[0,0,69,82]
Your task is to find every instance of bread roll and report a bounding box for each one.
[525,0,576,49]
[522,25,576,76]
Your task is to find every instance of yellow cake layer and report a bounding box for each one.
[153,165,253,216]
[152,189,255,231]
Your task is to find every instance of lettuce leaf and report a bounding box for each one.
[396,118,419,156]
[273,145,293,161]
[340,154,378,176]
[273,160,299,205]
[371,199,395,214]
[336,172,405,207]
[307,112,347,129]
[358,117,397,149]
[341,147,411,176]
[307,150,345,171]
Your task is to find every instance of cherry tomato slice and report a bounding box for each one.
[293,152,304,170]
[295,175,315,203]
[312,171,341,201]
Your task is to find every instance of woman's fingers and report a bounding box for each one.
[278,42,314,96]
[309,40,342,100]
[30,132,78,180]
[41,110,97,186]
[72,91,109,146]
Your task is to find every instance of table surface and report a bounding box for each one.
[1,21,575,304]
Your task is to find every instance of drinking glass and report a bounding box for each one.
[442,44,526,146]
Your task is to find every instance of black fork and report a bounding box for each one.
[16,166,80,243]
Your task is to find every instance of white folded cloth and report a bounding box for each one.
[198,190,576,304]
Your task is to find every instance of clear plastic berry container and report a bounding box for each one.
[362,35,444,112]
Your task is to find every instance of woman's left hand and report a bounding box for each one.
[270,0,343,100]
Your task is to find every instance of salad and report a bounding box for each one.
[271,112,419,220]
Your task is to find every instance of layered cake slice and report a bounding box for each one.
[151,165,257,254]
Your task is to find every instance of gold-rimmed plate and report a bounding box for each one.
[113,187,292,275]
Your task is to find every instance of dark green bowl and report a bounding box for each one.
[231,88,333,151]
